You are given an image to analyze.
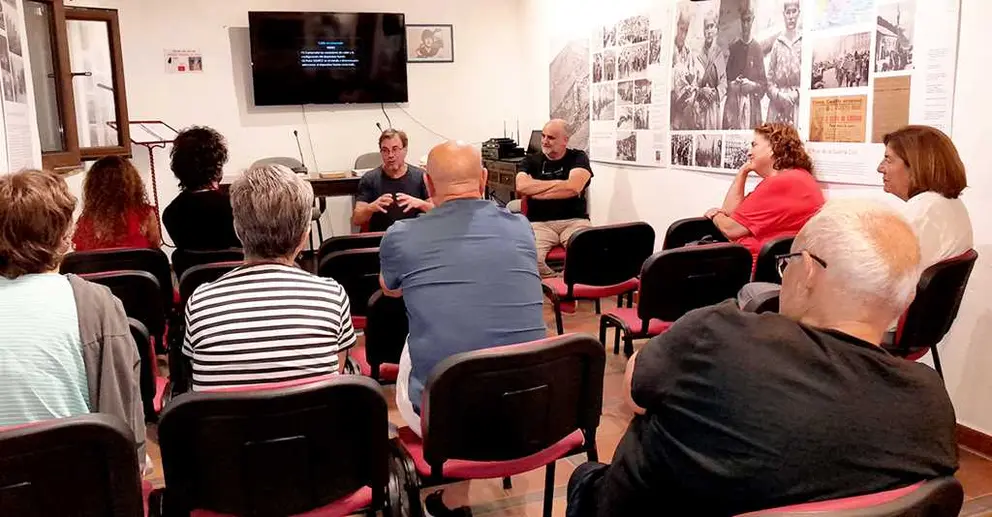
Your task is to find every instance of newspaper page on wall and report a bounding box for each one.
[588,4,674,167]
[0,0,39,172]
[608,0,961,185]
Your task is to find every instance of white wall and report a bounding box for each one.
[521,0,992,434]
[64,0,526,240]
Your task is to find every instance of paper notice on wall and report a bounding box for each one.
[1,0,34,171]
[807,142,886,186]
[909,0,960,135]
[165,49,203,73]
[872,75,911,143]
[809,95,867,143]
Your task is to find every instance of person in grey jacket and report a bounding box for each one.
[0,170,146,469]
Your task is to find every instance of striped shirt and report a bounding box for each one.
[0,274,90,426]
[183,263,356,391]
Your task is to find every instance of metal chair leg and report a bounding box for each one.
[503,476,512,490]
[595,298,601,314]
[932,345,944,379]
[543,461,556,517]
[627,292,634,308]
[624,334,634,357]
[599,317,607,347]
[614,326,621,355]
[554,303,564,335]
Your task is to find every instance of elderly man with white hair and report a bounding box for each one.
[183,164,356,391]
[566,199,957,517]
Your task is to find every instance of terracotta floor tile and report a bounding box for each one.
[959,448,992,499]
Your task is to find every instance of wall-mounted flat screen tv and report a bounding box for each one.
[249,11,408,105]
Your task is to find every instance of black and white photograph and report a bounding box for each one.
[671,134,692,167]
[617,42,648,80]
[11,56,25,103]
[592,82,616,121]
[406,24,454,63]
[616,15,649,46]
[633,106,649,130]
[669,0,804,131]
[592,52,605,83]
[0,0,6,32]
[616,106,634,130]
[616,131,637,162]
[875,0,914,72]
[5,7,20,57]
[603,50,616,82]
[0,35,10,73]
[549,38,590,150]
[811,32,871,89]
[617,80,634,106]
[649,29,662,65]
[694,134,723,168]
[603,23,617,48]
[633,78,652,104]
[723,134,750,170]
[1,67,12,103]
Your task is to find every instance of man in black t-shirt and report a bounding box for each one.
[567,199,958,517]
[516,119,593,277]
[352,129,433,232]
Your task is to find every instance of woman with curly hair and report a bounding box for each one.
[162,126,241,250]
[703,122,824,265]
[72,156,161,251]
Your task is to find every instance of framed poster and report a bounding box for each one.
[406,24,454,63]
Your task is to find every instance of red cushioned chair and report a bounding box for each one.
[349,290,405,383]
[318,247,380,331]
[736,476,963,516]
[752,235,795,284]
[129,318,168,423]
[393,333,605,517]
[542,222,655,334]
[600,243,753,356]
[661,216,729,250]
[0,414,145,517]
[885,249,978,378]
[519,196,567,272]
[149,376,401,517]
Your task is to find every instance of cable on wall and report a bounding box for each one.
[380,102,393,129]
[300,104,320,172]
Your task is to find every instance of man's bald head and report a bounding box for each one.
[425,141,485,202]
[780,199,921,332]
[541,119,570,160]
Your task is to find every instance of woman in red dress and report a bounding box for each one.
[72,156,161,251]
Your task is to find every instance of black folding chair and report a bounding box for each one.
[0,414,144,517]
[393,333,605,517]
[150,377,399,516]
[752,235,795,284]
[739,476,963,516]
[61,247,173,310]
[171,248,243,281]
[78,270,166,345]
[541,222,655,334]
[887,249,978,378]
[318,247,381,330]
[350,290,408,383]
[601,243,753,356]
[128,318,165,422]
[662,217,728,250]
[317,232,385,265]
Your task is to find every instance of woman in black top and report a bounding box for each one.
[162,126,241,250]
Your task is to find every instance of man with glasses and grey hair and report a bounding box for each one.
[183,164,356,391]
[352,129,433,231]
[567,199,957,516]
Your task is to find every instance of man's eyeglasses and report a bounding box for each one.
[380,147,405,156]
[775,251,828,278]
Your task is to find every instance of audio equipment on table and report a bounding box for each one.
[482,137,525,160]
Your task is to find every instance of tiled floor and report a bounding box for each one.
[144,298,992,516]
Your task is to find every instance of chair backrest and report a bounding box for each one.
[563,222,655,288]
[316,232,385,265]
[178,261,242,309]
[365,290,408,368]
[421,334,605,469]
[171,247,244,281]
[250,157,306,173]
[318,248,381,318]
[752,235,796,284]
[662,217,729,250]
[638,243,753,324]
[354,152,383,170]
[128,318,157,419]
[737,476,963,516]
[0,414,143,517]
[896,249,978,354]
[158,377,390,516]
[80,270,166,339]
[61,247,173,309]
